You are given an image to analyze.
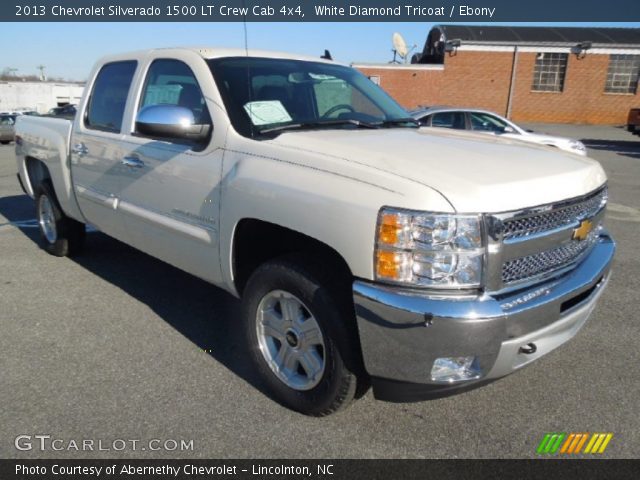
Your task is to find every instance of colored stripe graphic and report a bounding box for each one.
[536,433,565,454]
[538,433,613,454]
[560,433,575,454]
[584,434,598,453]
[537,433,552,454]
[584,433,614,454]
[574,433,589,453]
[550,433,565,453]
[598,433,613,453]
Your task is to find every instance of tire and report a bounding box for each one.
[36,180,85,257]
[243,255,362,416]
[0,141,10,145]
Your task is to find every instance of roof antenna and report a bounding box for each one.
[241,0,249,56]
[239,0,255,138]
[321,49,332,60]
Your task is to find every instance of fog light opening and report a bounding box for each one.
[431,356,482,383]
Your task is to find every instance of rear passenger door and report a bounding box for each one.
[117,58,224,284]
[71,60,137,240]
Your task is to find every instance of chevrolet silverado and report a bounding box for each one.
[15,47,615,415]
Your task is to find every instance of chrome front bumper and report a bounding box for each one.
[353,232,615,402]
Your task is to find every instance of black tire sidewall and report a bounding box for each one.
[243,258,357,416]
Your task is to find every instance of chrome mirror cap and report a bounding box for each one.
[135,104,210,141]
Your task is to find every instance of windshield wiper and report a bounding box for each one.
[376,117,420,127]
[260,118,379,135]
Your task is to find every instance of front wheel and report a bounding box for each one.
[243,256,362,416]
[36,181,85,257]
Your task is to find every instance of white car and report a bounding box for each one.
[412,107,588,156]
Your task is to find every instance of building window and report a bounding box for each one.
[605,54,640,94]
[531,53,568,92]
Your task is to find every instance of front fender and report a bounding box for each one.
[218,141,453,294]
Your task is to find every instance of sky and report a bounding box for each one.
[2,22,640,80]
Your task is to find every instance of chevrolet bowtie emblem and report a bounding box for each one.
[573,219,593,241]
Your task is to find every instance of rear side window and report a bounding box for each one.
[431,112,466,130]
[85,61,137,133]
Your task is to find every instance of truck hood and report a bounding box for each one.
[269,127,606,212]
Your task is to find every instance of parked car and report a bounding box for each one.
[46,104,77,118]
[15,48,614,415]
[10,108,39,116]
[412,107,588,156]
[0,114,16,144]
[627,108,640,134]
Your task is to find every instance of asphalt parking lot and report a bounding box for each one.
[1,124,639,459]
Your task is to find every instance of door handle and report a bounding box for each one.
[121,156,145,169]
[71,143,89,156]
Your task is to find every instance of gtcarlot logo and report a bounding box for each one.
[14,434,194,452]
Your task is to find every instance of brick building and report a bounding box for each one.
[355,25,640,125]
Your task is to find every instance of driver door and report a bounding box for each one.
[117,58,224,284]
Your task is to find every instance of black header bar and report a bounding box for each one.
[4,0,640,22]
[3,459,640,480]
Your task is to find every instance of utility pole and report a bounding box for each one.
[37,65,46,81]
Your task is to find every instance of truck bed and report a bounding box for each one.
[15,115,83,222]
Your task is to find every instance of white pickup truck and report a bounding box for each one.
[15,47,615,416]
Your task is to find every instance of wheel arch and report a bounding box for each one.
[231,218,354,297]
[24,156,52,196]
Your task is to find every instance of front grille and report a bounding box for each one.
[502,233,597,284]
[502,187,607,240]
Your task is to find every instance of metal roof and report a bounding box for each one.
[434,25,640,47]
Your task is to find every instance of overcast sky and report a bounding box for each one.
[2,22,638,80]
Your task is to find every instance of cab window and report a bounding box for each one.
[85,61,137,133]
[139,59,211,127]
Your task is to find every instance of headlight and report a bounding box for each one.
[375,208,485,288]
[569,140,586,152]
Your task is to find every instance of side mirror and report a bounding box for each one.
[502,125,515,134]
[135,105,210,142]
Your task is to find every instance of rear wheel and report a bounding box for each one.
[243,255,362,416]
[36,181,85,257]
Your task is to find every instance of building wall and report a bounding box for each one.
[357,49,640,125]
[0,82,84,113]
[510,52,638,124]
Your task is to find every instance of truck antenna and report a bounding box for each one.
[242,0,249,56]
[241,0,254,138]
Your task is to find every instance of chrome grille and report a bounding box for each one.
[502,233,597,284]
[503,187,607,240]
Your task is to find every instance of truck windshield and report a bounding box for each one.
[207,57,416,137]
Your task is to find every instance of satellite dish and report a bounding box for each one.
[393,33,409,59]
